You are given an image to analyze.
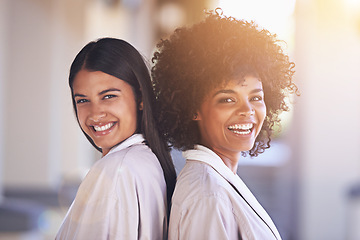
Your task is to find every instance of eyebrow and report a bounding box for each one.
[99,88,121,95]
[212,88,263,97]
[74,88,121,98]
[74,93,86,98]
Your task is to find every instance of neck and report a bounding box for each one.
[212,149,240,174]
[102,149,110,157]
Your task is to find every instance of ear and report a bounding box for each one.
[193,112,201,121]
[139,101,143,111]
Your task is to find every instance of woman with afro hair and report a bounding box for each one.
[152,9,298,240]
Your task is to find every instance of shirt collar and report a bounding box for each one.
[183,144,281,239]
[106,134,145,156]
[183,144,236,177]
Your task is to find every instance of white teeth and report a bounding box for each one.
[232,130,251,135]
[93,123,114,132]
[228,123,253,130]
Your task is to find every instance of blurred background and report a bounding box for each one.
[0,0,360,239]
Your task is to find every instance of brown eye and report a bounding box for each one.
[250,96,263,101]
[103,95,117,100]
[219,97,235,103]
[76,99,88,104]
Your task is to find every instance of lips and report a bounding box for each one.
[92,122,115,132]
[228,123,254,135]
[89,122,116,136]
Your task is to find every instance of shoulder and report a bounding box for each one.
[101,143,163,182]
[98,143,160,173]
[120,144,163,177]
[85,143,163,190]
[79,143,165,200]
[172,160,233,208]
[169,163,237,239]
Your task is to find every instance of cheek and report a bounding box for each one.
[200,114,224,137]
[254,105,266,134]
[129,108,138,129]
[118,103,138,128]
[261,106,267,123]
[122,93,138,123]
[257,104,267,121]
[76,108,87,130]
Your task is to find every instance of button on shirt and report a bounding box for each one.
[168,145,281,240]
[56,134,167,240]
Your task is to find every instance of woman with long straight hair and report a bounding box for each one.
[56,38,176,239]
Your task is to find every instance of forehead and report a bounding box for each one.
[73,70,129,91]
[214,75,263,92]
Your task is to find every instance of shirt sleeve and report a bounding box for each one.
[108,161,139,239]
[169,194,240,240]
[56,150,139,240]
[56,144,166,240]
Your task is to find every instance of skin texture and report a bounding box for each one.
[73,70,139,156]
[195,75,266,172]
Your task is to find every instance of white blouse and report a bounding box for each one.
[168,145,281,240]
[56,134,167,240]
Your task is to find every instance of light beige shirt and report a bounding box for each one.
[56,134,167,240]
[168,145,281,240]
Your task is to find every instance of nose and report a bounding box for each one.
[236,101,254,117]
[89,104,106,122]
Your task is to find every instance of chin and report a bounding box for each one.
[238,143,256,152]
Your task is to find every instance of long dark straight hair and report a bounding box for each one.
[69,37,176,215]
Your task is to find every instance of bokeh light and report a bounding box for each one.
[218,0,296,51]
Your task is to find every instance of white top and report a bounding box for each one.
[168,145,281,240]
[56,134,167,240]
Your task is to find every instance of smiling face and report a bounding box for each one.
[73,70,139,156]
[195,75,266,169]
